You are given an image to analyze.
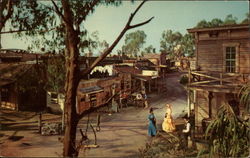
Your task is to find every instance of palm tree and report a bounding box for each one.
[204,82,250,157]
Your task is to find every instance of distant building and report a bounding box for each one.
[0,63,46,111]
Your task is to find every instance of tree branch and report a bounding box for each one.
[51,0,69,26]
[80,0,152,77]
[77,0,100,25]
[0,0,13,28]
[0,27,58,34]
[128,17,154,29]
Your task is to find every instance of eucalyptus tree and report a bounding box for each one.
[180,33,194,57]
[49,0,153,157]
[2,0,153,156]
[122,30,147,57]
[241,13,250,24]
[141,45,156,56]
[160,30,182,58]
[0,0,53,49]
[223,14,238,25]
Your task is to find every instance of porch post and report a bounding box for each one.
[187,69,191,117]
[208,92,213,118]
[140,80,144,90]
[148,80,151,93]
[187,89,191,117]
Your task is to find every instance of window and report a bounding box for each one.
[90,93,97,107]
[1,88,9,102]
[225,47,236,73]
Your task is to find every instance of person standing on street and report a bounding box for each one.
[148,108,157,137]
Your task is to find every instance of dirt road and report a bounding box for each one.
[82,72,187,157]
[0,72,187,157]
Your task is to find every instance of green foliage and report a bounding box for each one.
[122,30,147,57]
[195,14,240,28]
[141,45,156,56]
[205,104,250,157]
[241,12,250,24]
[239,82,250,112]
[45,54,65,93]
[180,33,195,57]
[223,14,237,25]
[160,30,182,58]
[4,0,124,54]
[160,30,194,58]
[17,64,46,93]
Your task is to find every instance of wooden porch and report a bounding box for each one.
[187,70,249,93]
[186,70,249,134]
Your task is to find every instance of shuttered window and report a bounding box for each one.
[225,47,236,73]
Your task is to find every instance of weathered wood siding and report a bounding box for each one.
[196,27,250,73]
[77,77,121,114]
[195,90,209,126]
[195,90,244,127]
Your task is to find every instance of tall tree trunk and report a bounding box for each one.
[0,27,2,49]
[63,28,80,156]
[59,0,153,157]
[61,0,81,156]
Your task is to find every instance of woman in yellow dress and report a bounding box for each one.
[162,104,176,132]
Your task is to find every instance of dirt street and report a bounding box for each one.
[0,72,187,157]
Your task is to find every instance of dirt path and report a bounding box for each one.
[0,72,187,157]
[82,72,187,157]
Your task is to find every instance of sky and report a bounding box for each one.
[2,0,249,54]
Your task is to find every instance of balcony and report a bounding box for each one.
[187,70,249,93]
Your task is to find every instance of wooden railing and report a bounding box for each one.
[188,70,249,87]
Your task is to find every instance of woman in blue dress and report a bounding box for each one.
[148,108,157,137]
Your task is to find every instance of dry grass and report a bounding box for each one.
[138,131,199,158]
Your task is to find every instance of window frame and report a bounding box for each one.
[223,43,240,73]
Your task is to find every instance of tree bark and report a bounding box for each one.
[60,0,153,157]
[61,0,81,156]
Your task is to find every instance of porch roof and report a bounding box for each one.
[188,85,241,93]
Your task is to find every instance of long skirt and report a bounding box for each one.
[162,116,175,132]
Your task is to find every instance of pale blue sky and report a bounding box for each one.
[2,0,249,54]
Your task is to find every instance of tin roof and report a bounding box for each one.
[79,85,104,94]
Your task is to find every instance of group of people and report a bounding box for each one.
[147,104,193,149]
[148,104,176,137]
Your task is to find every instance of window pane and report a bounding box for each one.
[231,61,235,67]
[226,52,230,59]
[231,52,236,59]
[231,67,235,73]
[231,47,236,53]
[225,46,236,73]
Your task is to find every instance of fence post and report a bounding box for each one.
[38,112,42,133]
[188,69,191,84]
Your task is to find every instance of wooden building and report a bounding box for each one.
[0,63,46,111]
[77,77,121,114]
[187,24,250,130]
